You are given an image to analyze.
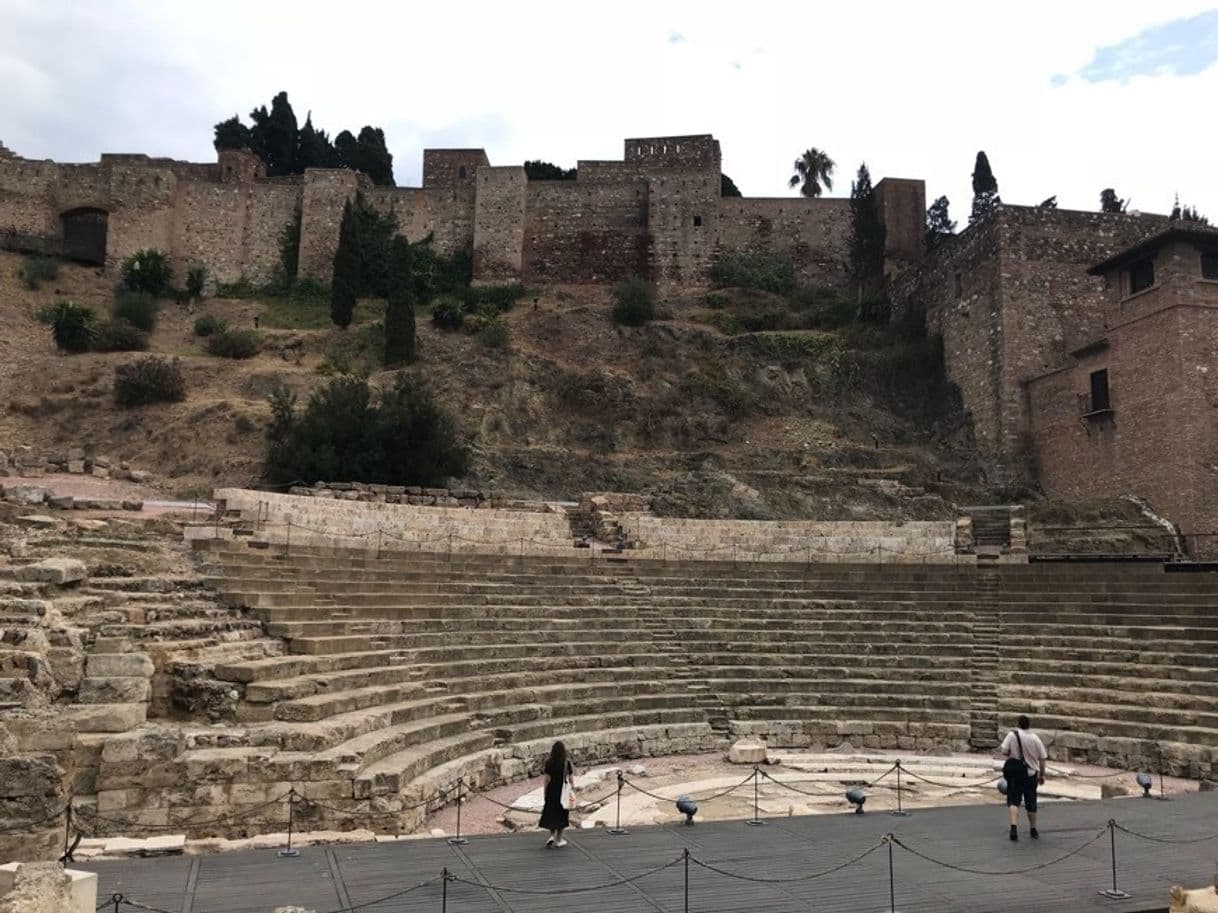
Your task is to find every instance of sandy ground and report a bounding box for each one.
[2,471,212,518]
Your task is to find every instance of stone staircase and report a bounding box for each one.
[61,531,1218,839]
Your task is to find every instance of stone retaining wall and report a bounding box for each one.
[285,481,560,512]
[618,514,960,563]
[0,447,151,483]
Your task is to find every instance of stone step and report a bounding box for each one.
[355,731,497,798]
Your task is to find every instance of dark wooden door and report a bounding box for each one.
[60,209,108,265]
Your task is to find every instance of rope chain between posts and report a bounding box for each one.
[898,767,1004,788]
[689,838,887,883]
[889,826,1109,875]
[451,854,684,895]
[1113,822,1218,845]
[621,769,758,804]
[756,767,845,798]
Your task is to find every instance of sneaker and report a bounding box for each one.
[1030,828,1039,840]
[1009,826,1018,842]
[555,838,568,848]
[545,836,554,848]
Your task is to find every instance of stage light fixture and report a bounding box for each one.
[676,794,698,826]
[1135,772,1153,798]
[845,787,866,814]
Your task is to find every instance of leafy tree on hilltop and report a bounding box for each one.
[212,92,395,185]
[847,163,887,303]
[248,91,299,176]
[384,236,416,365]
[524,160,577,180]
[721,174,742,197]
[330,200,361,328]
[1170,195,1210,225]
[969,151,1001,224]
[1100,188,1127,213]
[789,148,835,198]
[925,195,956,249]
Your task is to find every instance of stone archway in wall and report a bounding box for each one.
[59,207,108,265]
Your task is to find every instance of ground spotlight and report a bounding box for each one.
[845,787,866,814]
[676,795,698,826]
[997,778,1008,796]
[1135,772,1153,798]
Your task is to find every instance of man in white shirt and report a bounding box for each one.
[1001,715,1047,840]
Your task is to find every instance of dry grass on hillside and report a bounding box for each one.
[1,252,992,516]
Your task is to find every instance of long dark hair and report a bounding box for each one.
[546,740,568,777]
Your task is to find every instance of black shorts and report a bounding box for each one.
[1006,774,1038,812]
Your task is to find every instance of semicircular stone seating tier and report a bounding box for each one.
[89,536,1218,839]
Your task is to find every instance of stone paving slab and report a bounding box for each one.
[80,791,1218,913]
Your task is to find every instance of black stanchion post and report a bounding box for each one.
[609,769,628,835]
[285,518,292,558]
[448,532,453,562]
[1155,743,1171,801]
[886,835,896,913]
[377,528,383,559]
[448,779,469,846]
[683,847,689,913]
[111,893,123,913]
[1098,819,1131,899]
[278,788,300,858]
[890,760,910,817]
[442,867,449,913]
[746,765,763,826]
[61,801,71,866]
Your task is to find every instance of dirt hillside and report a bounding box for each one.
[1,251,995,518]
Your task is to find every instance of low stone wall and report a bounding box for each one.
[0,447,151,483]
[0,484,145,513]
[285,481,561,512]
[618,515,960,563]
[208,488,575,555]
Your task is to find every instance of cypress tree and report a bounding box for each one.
[330,200,361,329]
[969,151,1001,224]
[1100,188,1126,213]
[925,195,956,249]
[384,236,416,365]
[847,163,887,303]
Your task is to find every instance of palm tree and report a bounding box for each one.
[789,148,835,198]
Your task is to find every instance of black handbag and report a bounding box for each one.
[1002,730,1028,781]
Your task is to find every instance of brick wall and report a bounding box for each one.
[297,169,357,280]
[715,197,852,288]
[522,180,649,282]
[472,166,526,281]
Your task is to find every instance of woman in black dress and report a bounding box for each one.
[538,740,575,847]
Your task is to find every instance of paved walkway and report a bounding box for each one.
[83,791,1218,913]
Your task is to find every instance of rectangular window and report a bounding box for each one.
[1089,369,1111,413]
[953,271,962,298]
[692,215,703,227]
[1128,258,1155,295]
[1202,251,1218,280]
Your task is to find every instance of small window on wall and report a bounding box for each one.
[458,166,467,180]
[953,271,963,298]
[1089,368,1111,413]
[693,215,703,227]
[1202,251,1218,280]
[1128,258,1155,295]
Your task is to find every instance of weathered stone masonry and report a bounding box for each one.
[0,134,925,291]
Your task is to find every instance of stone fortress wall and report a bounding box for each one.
[0,134,925,292]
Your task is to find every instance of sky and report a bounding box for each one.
[2,1,1217,222]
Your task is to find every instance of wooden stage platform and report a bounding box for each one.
[83,791,1218,913]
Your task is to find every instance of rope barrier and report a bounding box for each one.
[689,838,886,883]
[451,854,683,895]
[898,767,1004,788]
[1113,822,1218,845]
[889,826,1108,875]
[73,792,293,832]
[621,770,759,804]
[312,874,443,913]
[756,767,847,798]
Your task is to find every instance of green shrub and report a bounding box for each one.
[119,249,171,296]
[186,264,207,300]
[291,277,329,301]
[44,301,96,353]
[265,374,468,486]
[789,286,856,329]
[610,277,656,326]
[462,284,527,313]
[704,290,730,309]
[113,357,186,407]
[212,277,264,298]
[711,252,797,294]
[431,296,464,331]
[22,255,59,290]
[93,319,149,352]
[113,290,158,332]
[206,329,261,359]
[478,319,509,349]
[193,314,228,337]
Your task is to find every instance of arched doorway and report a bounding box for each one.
[60,208,108,265]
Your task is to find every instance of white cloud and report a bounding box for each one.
[1,0,1215,218]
